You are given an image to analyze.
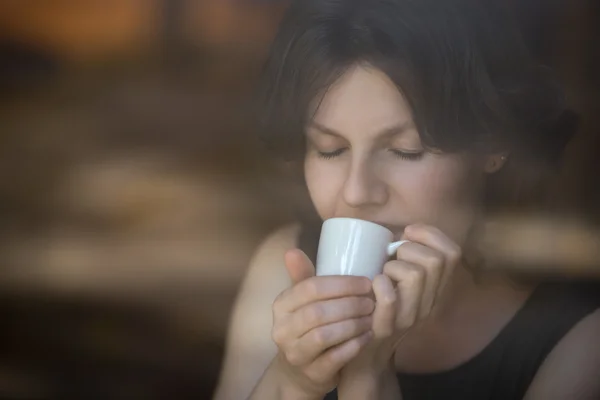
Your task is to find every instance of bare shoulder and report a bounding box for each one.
[525,308,600,400]
[213,224,301,400]
[231,222,302,350]
[243,223,302,288]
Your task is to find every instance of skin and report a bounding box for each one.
[267,64,504,398]
[217,62,600,400]
[304,64,485,247]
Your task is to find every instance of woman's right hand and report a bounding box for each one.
[271,249,376,398]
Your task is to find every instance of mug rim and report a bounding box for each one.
[323,217,393,235]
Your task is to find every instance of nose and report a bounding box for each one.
[342,157,388,209]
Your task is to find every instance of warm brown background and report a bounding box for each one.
[0,1,598,398]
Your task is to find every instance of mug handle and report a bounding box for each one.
[387,240,410,257]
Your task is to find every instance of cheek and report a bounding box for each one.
[304,158,343,220]
[423,162,475,205]
[394,156,478,205]
[386,157,482,239]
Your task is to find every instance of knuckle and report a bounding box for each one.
[406,267,425,284]
[383,260,400,274]
[272,289,290,314]
[353,317,371,333]
[408,223,426,236]
[346,337,363,356]
[360,297,376,313]
[425,254,443,270]
[285,350,303,366]
[384,262,405,283]
[409,223,424,231]
[448,246,462,264]
[311,328,330,347]
[272,295,283,314]
[348,319,362,334]
[305,304,325,326]
[302,279,321,299]
[271,325,287,345]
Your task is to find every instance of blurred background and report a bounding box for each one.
[0,1,598,399]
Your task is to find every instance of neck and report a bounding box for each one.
[433,261,534,324]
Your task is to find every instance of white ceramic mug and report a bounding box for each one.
[316,218,409,280]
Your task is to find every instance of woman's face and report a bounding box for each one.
[304,65,486,246]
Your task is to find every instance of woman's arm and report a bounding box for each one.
[248,355,323,400]
[213,225,299,400]
[337,367,402,400]
[524,309,600,400]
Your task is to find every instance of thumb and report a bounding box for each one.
[284,249,315,285]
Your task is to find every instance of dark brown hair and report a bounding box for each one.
[258,0,578,212]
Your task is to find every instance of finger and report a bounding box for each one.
[383,261,425,329]
[287,316,373,366]
[291,296,375,337]
[404,224,462,303]
[302,331,373,384]
[404,224,462,262]
[371,274,397,338]
[284,249,316,285]
[275,275,372,313]
[395,242,444,316]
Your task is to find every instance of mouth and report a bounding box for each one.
[330,217,408,240]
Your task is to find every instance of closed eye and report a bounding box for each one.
[389,149,424,161]
[317,148,347,159]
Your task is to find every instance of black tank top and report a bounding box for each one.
[298,225,600,400]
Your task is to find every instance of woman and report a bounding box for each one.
[214,0,600,399]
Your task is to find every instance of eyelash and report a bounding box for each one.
[317,148,347,160]
[317,148,424,161]
[388,149,425,161]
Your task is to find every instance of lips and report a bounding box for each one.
[330,216,408,239]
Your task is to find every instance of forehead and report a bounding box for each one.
[312,65,412,131]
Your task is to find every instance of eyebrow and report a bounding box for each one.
[308,121,415,139]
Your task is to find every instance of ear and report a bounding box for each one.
[484,153,509,173]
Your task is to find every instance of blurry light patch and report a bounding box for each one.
[481,214,600,277]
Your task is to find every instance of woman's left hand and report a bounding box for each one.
[340,223,463,379]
